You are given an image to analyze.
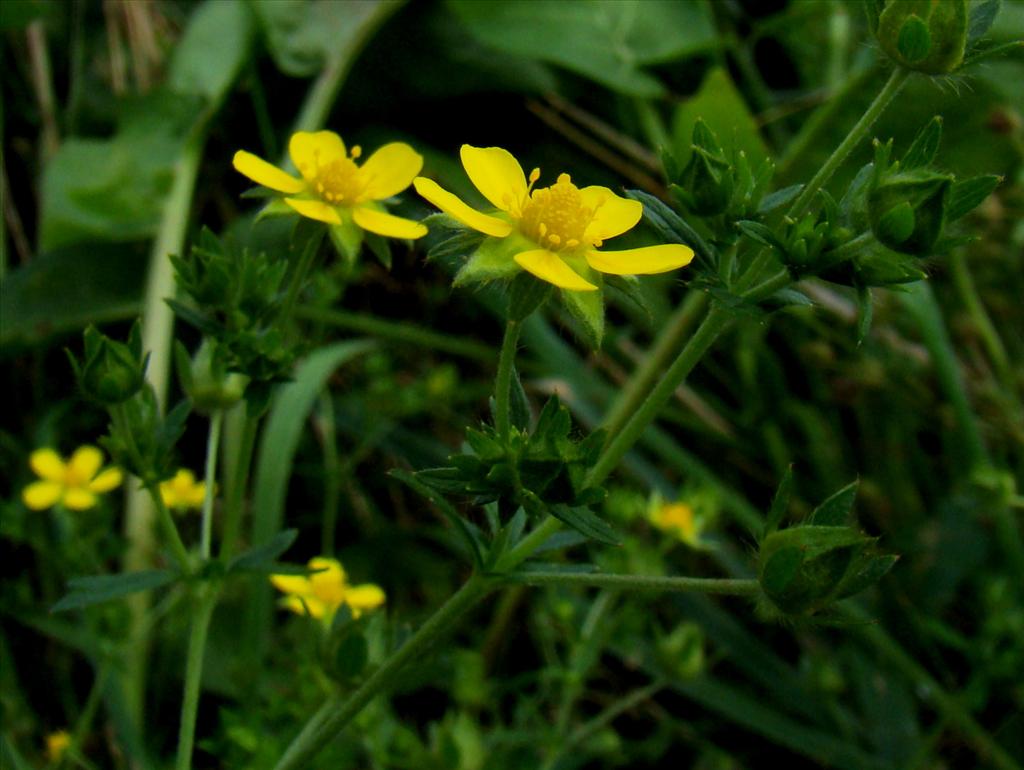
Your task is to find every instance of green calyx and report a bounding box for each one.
[868,169,952,253]
[73,323,148,405]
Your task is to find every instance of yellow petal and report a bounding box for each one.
[352,206,428,239]
[279,595,327,618]
[580,187,643,243]
[585,244,695,276]
[88,467,123,493]
[309,557,347,605]
[358,142,423,200]
[345,583,386,610]
[284,197,343,224]
[186,482,207,508]
[413,177,513,237]
[22,481,62,510]
[232,150,305,194]
[68,446,103,482]
[29,448,65,482]
[460,145,527,212]
[289,131,346,183]
[513,249,598,291]
[63,488,98,511]
[270,573,311,596]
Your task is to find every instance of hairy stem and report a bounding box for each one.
[506,572,761,595]
[174,587,218,770]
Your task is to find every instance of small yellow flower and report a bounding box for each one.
[233,131,427,239]
[649,500,702,546]
[270,556,385,625]
[160,469,207,512]
[413,145,694,291]
[45,730,71,762]
[22,446,122,511]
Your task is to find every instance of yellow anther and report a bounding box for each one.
[548,234,561,246]
[529,168,541,184]
[350,145,362,159]
[567,238,579,248]
[557,173,571,184]
[539,223,548,237]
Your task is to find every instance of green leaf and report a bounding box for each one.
[245,341,375,657]
[810,480,859,526]
[672,68,769,175]
[390,469,485,568]
[253,0,398,78]
[946,175,1001,221]
[549,504,621,546]
[901,117,943,170]
[168,0,255,105]
[448,0,716,97]
[0,243,147,349]
[762,526,867,557]
[837,554,899,599]
[758,184,804,215]
[736,220,786,252]
[764,465,794,537]
[52,570,177,612]
[968,0,1001,42]
[228,529,299,573]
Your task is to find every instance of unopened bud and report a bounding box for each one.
[876,0,968,74]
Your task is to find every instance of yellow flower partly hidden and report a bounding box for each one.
[22,446,122,511]
[45,730,71,763]
[650,500,702,547]
[271,557,385,624]
[232,131,427,242]
[413,145,695,291]
[160,469,207,512]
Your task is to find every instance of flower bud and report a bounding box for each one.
[876,0,968,74]
[74,325,146,405]
[868,170,951,254]
[180,340,248,413]
[672,120,734,216]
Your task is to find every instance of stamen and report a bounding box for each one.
[350,146,362,159]
[566,239,579,248]
[539,223,548,237]
[557,173,570,184]
[548,234,561,246]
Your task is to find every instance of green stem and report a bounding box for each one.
[200,411,223,560]
[850,608,1023,770]
[495,320,521,441]
[586,303,733,487]
[144,483,192,572]
[293,306,494,362]
[787,66,910,220]
[174,587,218,770]
[273,575,497,770]
[506,572,760,596]
[601,291,707,441]
[541,679,666,770]
[948,250,1013,392]
[219,414,259,559]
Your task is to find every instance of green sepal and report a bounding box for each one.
[810,480,859,526]
[507,271,553,321]
[559,267,605,349]
[256,196,296,221]
[763,465,794,538]
[454,232,532,286]
[946,175,1001,221]
[327,210,364,266]
[901,116,943,170]
[868,169,952,254]
[73,322,148,405]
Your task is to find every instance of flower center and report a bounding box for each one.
[655,503,696,538]
[518,173,595,252]
[308,146,364,205]
[64,466,89,489]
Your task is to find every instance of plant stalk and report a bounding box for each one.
[200,411,223,560]
[495,320,521,441]
[507,572,760,595]
[174,587,218,770]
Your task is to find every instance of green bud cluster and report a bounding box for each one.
[169,227,309,393]
[412,395,616,547]
[758,477,897,619]
[70,322,147,405]
[665,119,774,223]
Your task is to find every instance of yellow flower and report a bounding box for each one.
[413,145,694,291]
[44,730,71,762]
[650,500,701,546]
[160,469,207,512]
[232,131,427,240]
[270,556,385,624]
[22,446,122,511]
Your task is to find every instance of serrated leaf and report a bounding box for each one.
[228,529,298,573]
[810,480,859,526]
[391,469,484,568]
[549,504,621,546]
[946,175,1000,221]
[53,570,177,612]
[901,116,943,170]
[764,465,794,537]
